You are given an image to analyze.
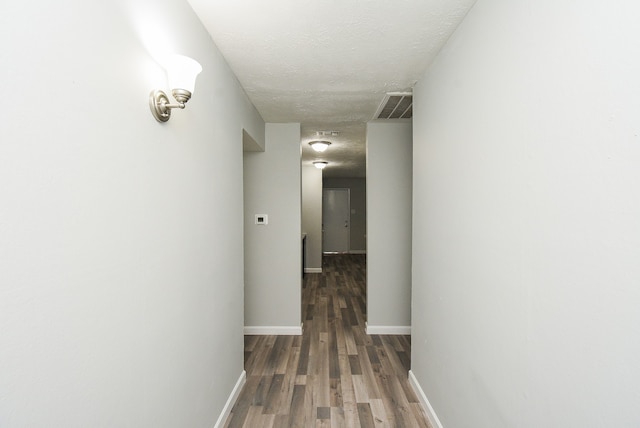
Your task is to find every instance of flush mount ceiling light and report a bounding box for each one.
[150,54,202,122]
[309,140,332,152]
[313,161,328,169]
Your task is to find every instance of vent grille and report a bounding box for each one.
[375,92,412,119]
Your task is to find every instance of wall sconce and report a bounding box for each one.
[313,161,328,169]
[309,140,331,152]
[150,54,202,122]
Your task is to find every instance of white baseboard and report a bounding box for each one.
[304,267,322,273]
[408,370,443,428]
[244,325,303,335]
[322,251,366,255]
[365,323,411,335]
[213,370,246,428]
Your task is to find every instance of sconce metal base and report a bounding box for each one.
[172,89,192,104]
[150,90,172,122]
[150,89,193,123]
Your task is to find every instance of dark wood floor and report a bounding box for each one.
[225,254,431,427]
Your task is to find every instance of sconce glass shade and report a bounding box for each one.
[150,54,202,123]
[309,140,331,152]
[313,161,328,169]
[165,54,202,94]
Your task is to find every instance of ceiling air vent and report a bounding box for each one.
[374,92,413,119]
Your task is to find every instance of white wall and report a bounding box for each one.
[244,123,302,332]
[366,121,413,332]
[0,1,264,427]
[411,0,640,426]
[324,177,367,252]
[302,166,323,271]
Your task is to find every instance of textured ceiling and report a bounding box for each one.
[188,0,476,177]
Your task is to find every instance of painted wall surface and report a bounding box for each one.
[366,121,413,329]
[0,1,264,427]
[323,177,367,252]
[302,166,323,271]
[244,123,302,329]
[411,0,640,426]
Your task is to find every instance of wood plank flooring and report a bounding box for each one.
[225,254,431,427]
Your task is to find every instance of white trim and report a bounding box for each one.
[408,370,443,428]
[213,370,246,428]
[304,267,322,273]
[244,325,303,335]
[348,250,366,254]
[365,323,411,335]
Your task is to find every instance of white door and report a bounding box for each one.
[323,188,350,253]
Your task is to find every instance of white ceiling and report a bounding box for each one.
[188,0,476,177]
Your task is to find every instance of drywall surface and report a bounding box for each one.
[411,0,640,426]
[187,0,476,123]
[323,177,367,252]
[302,166,323,270]
[366,121,413,328]
[0,1,264,426]
[244,123,302,328]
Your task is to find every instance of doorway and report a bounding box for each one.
[322,188,350,253]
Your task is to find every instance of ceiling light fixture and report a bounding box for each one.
[309,140,331,152]
[313,161,328,170]
[150,54,202,122]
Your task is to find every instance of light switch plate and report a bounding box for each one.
[255,214,268,225]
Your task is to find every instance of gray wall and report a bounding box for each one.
[0,0,264,426]
[366,121,413,331]
[411,0,640,426]
[244,123,302,332]
[323,178,367,252]
[302,166,323,271]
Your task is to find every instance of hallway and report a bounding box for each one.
[226,254,431,427]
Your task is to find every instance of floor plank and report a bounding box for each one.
[225,254,432,427]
